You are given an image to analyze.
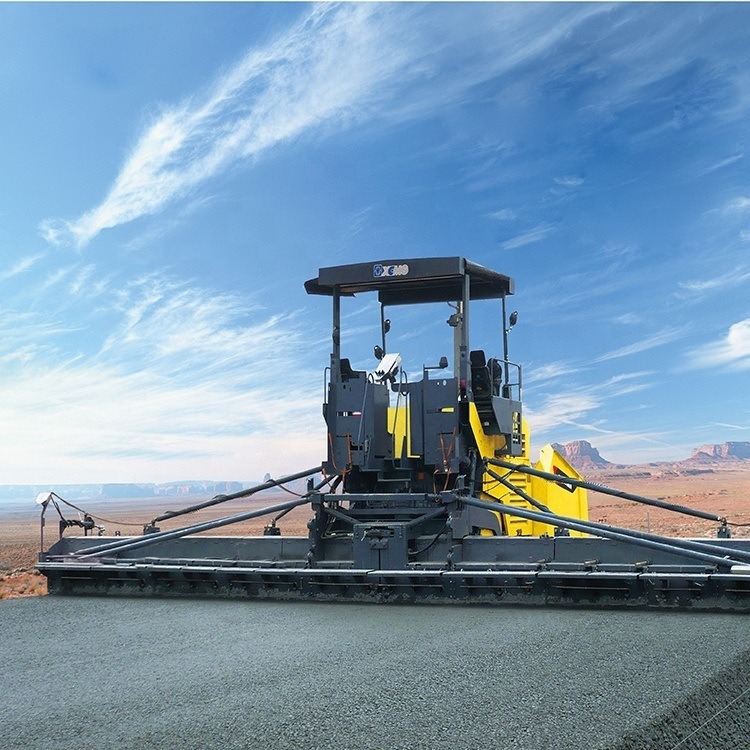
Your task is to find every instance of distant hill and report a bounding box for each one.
[0,480,250,503]
[551,440,750,474]
[688,442,750,463]
[552,440,613,471]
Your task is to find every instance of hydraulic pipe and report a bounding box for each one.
[405,505,450,528]
[152,466,322,524]
[77,496,312,559]
[485,468,551,513]
[498,471,750,565]
[460,496,738,570]
[487,459,724,524]
[283,476,342,524]
[77,476,331,559]
[324,506,359,526]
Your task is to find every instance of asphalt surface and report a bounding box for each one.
[2,596,750,750]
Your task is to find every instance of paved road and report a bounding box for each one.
[2,596,749,750]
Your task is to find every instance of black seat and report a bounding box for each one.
[470,350,492,399]
[340,358,363,381]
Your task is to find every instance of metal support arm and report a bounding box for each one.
[487,459,724,524]
[152,466,322,524]
[460,496,740,570]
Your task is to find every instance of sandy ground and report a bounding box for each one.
[2,465,749,601]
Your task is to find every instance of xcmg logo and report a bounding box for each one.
[373,263,409,278]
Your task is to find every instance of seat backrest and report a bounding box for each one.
[470,350,491,399]
[469,349,486,368]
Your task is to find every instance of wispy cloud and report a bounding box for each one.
[525,389,602,435]
[709,421,749,431]
[501,224,554,250]
[562,420,673,449]
[698,152,743,175]
[525,371,654,436]
[0,253,44,282]
[487,208,516,221]
[612,312,641,325]
[594,327,687,362]
[677,267,750,294]
[0,271,328,482]
[36,264,79,295]
[39,3,611,248]
[41,5,414,247]
[724,196,750,214]
[687,318,750,371]
[524,360,582,384]
[70,265,96,296]
[554,175,584,188]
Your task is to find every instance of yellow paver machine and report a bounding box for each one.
[38,258,750,610]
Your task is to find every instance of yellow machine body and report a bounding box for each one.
[389,403,589,536]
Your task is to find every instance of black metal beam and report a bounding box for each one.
[487,459,724,524]
[324,506,359,526]
[406,505,450,528]
[460,496,739,570]
[76,475,331,559]
[152,466,322,524]
[485,468,551,512]
[497,472,750,565]
[77,497,312,558]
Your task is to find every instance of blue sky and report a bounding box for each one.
[1,3,749,483]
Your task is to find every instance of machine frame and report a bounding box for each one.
[37,258,750,611]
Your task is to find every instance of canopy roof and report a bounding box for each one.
[304,257,513,305]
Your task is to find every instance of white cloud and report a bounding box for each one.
[70,265,96,296]
[562,421,672,449]
[525,389,602,435]
[40,3,611,248]
[677,267,750,294]
[594,327,687,362]
[487,208,517,221]
[724,196,750,214]
[710,421,749,431]
[524,361,582,384]
[554,175,584,187]
[525,371,654,437]
[687,318,750,371]
[501,224,554,250]
[612,313,641,325]
[698,152,743,175]
[0,253,44,282]
[0,272,327,483]
[36,264,78,294]
[41,5,416,247]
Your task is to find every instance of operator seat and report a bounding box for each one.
[470,350,492,398]
[470,349,500,429]
[340,358,364,381]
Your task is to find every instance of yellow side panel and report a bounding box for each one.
[469,404,534,537]
[468,403,588,537]
[388,405,416,459]
[531,445,589,536]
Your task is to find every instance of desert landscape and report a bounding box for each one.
[3,440,749,601]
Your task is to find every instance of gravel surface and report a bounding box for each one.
[2,596,749,750]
